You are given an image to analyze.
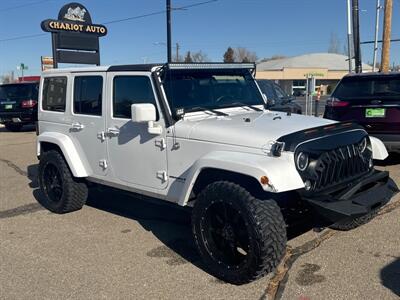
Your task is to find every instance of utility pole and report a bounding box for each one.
[352,0,362,73]
[166,0,172,63]
[346,0,353,73]
[175,43,180,62]
[380,0,393,72]
[373,0,382,72]
[17,63,28,81]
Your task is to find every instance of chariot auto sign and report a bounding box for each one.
[41,2,107,67]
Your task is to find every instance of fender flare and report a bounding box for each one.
[370,136,388,160]
[177,151,304,206]
[37,132,91,177]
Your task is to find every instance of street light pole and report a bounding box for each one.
[352,0,362,73]
[347,0,353,73]
[166,0,172,63]
[373,0,382,72]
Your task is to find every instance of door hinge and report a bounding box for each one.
[155,138,166,150]
[156,171,168,183]
[99,159,108,170]
[97,131,106,142]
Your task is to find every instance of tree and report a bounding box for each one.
[184,51,193,63]
[0,73,14,84]
[191,50,209,62]
[328,32,341,54]
[223,47,235,62]
[233,47,258,62]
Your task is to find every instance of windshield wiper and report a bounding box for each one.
[186,107,228,116]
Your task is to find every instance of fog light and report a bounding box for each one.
[369,158,373,168]
[304,180,312,191]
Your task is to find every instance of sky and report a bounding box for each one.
[0,0,399,76]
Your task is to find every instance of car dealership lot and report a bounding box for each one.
[1,128,399,300]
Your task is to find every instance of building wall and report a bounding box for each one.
[256,68,349,80]
[256,67,349,95]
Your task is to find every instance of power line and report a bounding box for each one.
[0,0,54,12]
[0,33,46,42]
[103,0,217,25]
[0,0,218,42]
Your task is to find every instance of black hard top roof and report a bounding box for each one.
[107,64,162,72]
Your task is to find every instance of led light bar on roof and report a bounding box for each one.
[167,63,256,70]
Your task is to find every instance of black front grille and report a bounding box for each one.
[312,144,370,192]
[298,141,372,193]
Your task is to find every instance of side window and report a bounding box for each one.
[113,76,157,119]
[259,81,276,100]
[74,76,103,116]
[274,84,287,100]
[42,77,67,112]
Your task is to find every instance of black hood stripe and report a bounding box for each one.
[277,122,367,152]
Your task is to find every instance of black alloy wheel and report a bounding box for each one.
[192,181,287,284]
[42,162,63,203]
[200,201,250,269]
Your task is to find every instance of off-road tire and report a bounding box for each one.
[192,181,287,285]
[330,210,378,231]
[5,123,23,132]
[38,150,88,213]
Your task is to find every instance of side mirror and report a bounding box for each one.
[262,93,275,108]
[131,103,162,135]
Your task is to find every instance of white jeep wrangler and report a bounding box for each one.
[36,63,398,284]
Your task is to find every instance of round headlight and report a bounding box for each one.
[358,137,367,153]
[296,152,309,171]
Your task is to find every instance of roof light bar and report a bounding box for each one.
[167,63,256,70]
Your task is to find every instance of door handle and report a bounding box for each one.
[71,122,84,131]
[107,127,120,137]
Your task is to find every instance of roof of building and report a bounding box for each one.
[257,53,373,71]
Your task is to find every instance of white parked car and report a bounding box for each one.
[36,63,398,284]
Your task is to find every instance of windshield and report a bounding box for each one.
[333,75,400,100]
[162,69,264,114]
[0,83,38,100]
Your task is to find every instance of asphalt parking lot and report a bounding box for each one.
[1,127,399,300]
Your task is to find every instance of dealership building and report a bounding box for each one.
[256,53,373,95]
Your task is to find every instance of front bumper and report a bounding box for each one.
[0,109,37,124]
[304,170,398,223]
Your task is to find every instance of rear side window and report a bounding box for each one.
[74,76,103,116]
[0,83,38,100]
[113,76,157,119]
[42,77,67,112]
[333,76,400,100]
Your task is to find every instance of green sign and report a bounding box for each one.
[365,108,386,118]
[304,72,324,77]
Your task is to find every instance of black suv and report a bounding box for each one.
[324,72,400,153]
[257,79,302,114]
[0,81,39,131]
